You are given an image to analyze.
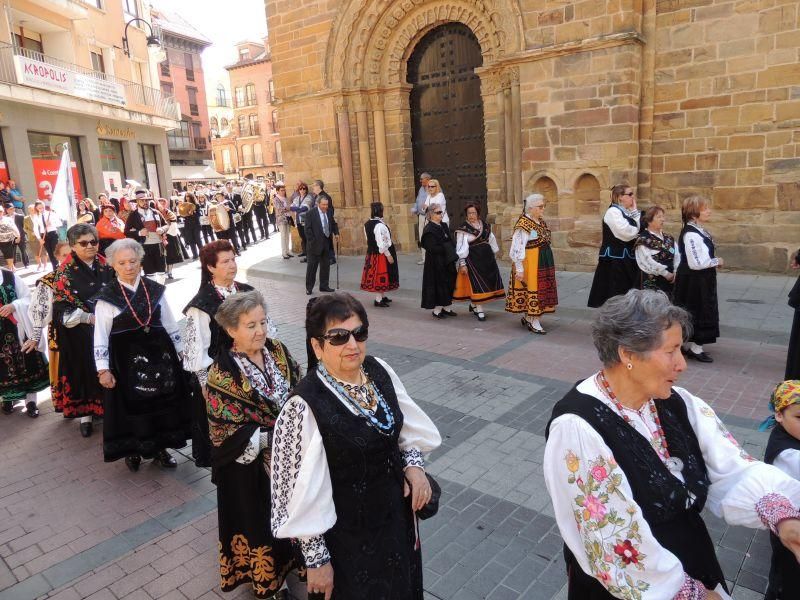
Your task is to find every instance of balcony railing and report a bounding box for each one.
[160,63,170,77]
[235,98,257,108]
[0,43,180,121]
[193,137,207,150]
[189,103,199,116]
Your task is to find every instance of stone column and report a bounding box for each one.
[334,98,356,207]
[353,95,373,206]
[493,76,507,204]
[503,82,513,205]
[510,68,522,205]
[370,94,390,204]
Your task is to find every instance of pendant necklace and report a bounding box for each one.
[214,281,237,300]
[118,280,153,333]
[597,371,684,476]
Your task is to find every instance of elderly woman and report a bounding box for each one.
[587,184,641,308]
[421,202,458,318]
[506,193,558,333]
[206,290,300,598]
[94,238,189,471]
[673,196,723,364]
[636,205,679,295]
[453,201,504,321]
[423,178,448,224]
[271,292,441,599]
[544,289,800,600]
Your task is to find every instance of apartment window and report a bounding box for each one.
[90,51,105,74]
[268,79,275,102]
[191,122,205,149]
[246,83,257,105]
[13,33,43,54]
[210,117,219,132]
[241,144,253,166]
[235,87,244,108]
[184,53,195,82]
[274,141,282,164]
[271,109,279,133]
[161,82,173,97]
[249,114,260,136]
[222,149,232,172]
[239,47,250,61]
[216,84,227,107]
[253,143,263,165]
[237,115,248,137]
[167,122,191,150]
[187,87,199,116]
[160,60,170,77]
[92,0,103,8]
[123,0,139,19]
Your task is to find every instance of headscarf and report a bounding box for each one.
[759,380,800,431]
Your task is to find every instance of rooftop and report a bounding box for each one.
[152,9,212,47]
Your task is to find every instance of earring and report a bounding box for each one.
[626,363,633,370]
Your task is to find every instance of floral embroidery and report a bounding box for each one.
[565,451,651,599]
[700,405,755,462]
[218,535,289,597]
[270,397,306,535]
[299,535,331,569]
[756,493,800,535]
[401,447,424,469]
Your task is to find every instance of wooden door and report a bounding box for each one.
[409,23,487,222]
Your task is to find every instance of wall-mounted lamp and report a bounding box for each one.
[122,18,161,57]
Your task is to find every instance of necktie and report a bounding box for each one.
[322,211,329,237]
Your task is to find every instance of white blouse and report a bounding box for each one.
[364,219,393,256]
[773,449,800,480]
[270,357,441,568]
[544,374,800,600]
[683,223,719,270]
[604,206,641,242]
[2,269,36,347]
[455,222,499,268]
[28,279,53,350]
[508,215,540,273]
[635,231,681,277]
[93,277,182,372]
[424,192,449,224]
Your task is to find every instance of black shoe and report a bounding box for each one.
[125,455,141,472]
[153,449,177,468]
[320,286,335,292]
[432,311,446,319]
[306,289,313,295]
[441,309,457,317]
[374,298,390,307]
[330,258,336,265]
[283,255,291,260]
[288,253,295,258]
[300,258,307,263]
[80,421,93,438]
[166,273,174,280]
[382,297,392,303]
[299,253,307,257]
[2,401,12,415]
[688,351,713,363]
[26,401,39,418]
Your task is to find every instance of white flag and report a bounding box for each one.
[51,146,76,227]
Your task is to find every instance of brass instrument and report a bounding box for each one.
[177,201,196,217]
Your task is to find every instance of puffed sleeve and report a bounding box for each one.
[635,244,669,277]
[455,230,470,265]
[489,231,500,254]
[10,272,35,344]
[678,388,800,532]
[509,227,529,273]
[158,295,182,354]
[604,208,640,242]
[183,307,213,385]
[271,395,337,569]
[374,222,392,256]
[544,414,706,599]
[773,449,800,480]
[683,233,719,270]
[374,357,441,469]
[93,299,119,371]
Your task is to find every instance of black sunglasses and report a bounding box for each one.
[433,210,443,215]
[76,239,99,247]
[319,325,369,346]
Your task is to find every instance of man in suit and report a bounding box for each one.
[8,204,28,268]
[304,195,338,295]
[312,179,337,265]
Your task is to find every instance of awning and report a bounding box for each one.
[170,165,226,181]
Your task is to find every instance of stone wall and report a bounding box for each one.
[265,0,800,272]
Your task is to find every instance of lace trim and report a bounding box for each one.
[235,438,259,465]
[183,314,200,370]
[299,535,330,569]
[756,492,800,534]
[673,573,706,600]
[402,448,424,469]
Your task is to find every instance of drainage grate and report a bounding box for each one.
[726,299,765,304]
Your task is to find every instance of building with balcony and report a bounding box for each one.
[207,76,233,139]
[151,8,218,189]
[0,0,179,202]
[217,38,282,182]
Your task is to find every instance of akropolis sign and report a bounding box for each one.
[13,54,127,107]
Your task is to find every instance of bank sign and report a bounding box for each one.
[13,55,126,107]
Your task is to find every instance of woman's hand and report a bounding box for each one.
[0,304,14,318]
[665,272,675,282]
[387,255,395,265]
[21,339,38,353]
[716,257,724,268]
[98,370,116,389]
[778,518,800,563]
[307,563,334,600]
[404,466,432,512]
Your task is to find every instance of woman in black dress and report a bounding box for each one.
[673,195,723,363]
[587,184,641,308]
[271,293,441,600]
[94,238,190,471]
[180,193,202,259]
[786,250,800,379]
[360,202,399,307]
[420,202,458,319]
[207,290,300,599]
[635,206,678,295]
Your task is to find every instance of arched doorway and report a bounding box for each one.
[408,23,487,221]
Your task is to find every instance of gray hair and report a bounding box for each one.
[420,172,432,180]
[313,179,325,190]
[525,193,545,211]
[215,290,268,332]
[591,289,692,366]
[106,238,145,264]
[67,224,98,246]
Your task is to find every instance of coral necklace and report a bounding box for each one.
[597,370,684,476]
[118,280,153,333]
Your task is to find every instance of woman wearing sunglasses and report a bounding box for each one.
[423,179,448,224]
[271,293,441,600]
[421,202,459,318]
[205,290,301,599]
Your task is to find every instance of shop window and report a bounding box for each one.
[98,139,125,194]
[139,144,160,196]
[27,132,86,201]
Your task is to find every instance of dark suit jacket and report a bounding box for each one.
[304,207,338,256]
[315,191,335,222]
[124,208,166,245]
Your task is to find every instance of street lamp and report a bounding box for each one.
[122,18,161,57]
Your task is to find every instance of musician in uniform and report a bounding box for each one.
[124,189,168,282]
[179,193,202,260]
[252,183,269,241]
[196,193,215,245]
[213,191,241,255]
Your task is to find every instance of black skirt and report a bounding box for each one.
[587,257,640,308]
[787,310,800,379]
[164,235,183,265]
[673,268,719,345]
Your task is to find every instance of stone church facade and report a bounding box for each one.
[264,0,800,272]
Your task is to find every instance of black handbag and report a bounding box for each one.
[442,240,459,265]
[406,473,441,520]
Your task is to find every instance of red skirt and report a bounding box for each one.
[360,253,399,293]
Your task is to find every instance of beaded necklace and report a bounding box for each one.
[597,370,684,475]
[118,280,153,333]
[317,363,394,435]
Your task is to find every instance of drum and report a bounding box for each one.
[177,201,196,217]
[209,203,230,232]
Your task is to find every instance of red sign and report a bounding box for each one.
[0,162,9,185]
[31,158,82,202]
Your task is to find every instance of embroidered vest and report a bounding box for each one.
[599,205,638,260]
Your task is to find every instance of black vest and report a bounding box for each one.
[599,205,638,260]
[183,281,254,361]
[546,387,726,594]
[365,219,381,254]
[93,278,166,334]
[677,224,715,275]
[764,425,800,598]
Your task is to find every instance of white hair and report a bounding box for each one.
[525,193,545,211]
[106,238,145,264]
